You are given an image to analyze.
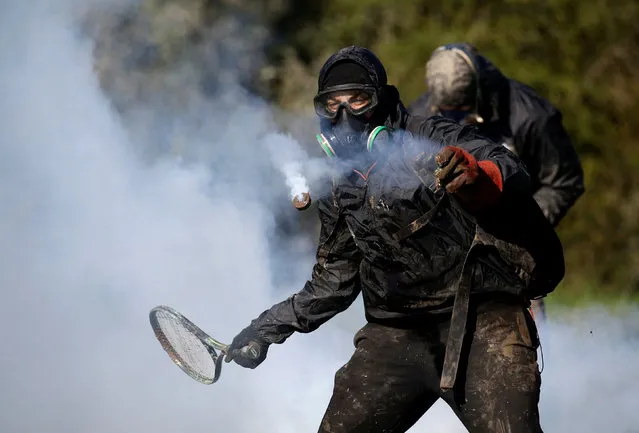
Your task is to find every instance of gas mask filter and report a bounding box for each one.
[315,121,391,159]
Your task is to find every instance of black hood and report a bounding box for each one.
[317,46,409,131]
[318,46,388,92]
[471,47,510,123]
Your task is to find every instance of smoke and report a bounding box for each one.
[263,132,313,202]
[0,1,338,432]
[1,1,638,433]
[283,162,310,200]
[535,306,639,431]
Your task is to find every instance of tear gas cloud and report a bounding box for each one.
[0,1,638,432]
[263,133,316,210]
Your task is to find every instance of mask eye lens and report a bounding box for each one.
[314,88,377,119]
[348,94,371,111]
[326,100,341,114]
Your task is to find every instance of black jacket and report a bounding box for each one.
[249,47,564,345]
[408,47,585,227]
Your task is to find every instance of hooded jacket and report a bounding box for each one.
[408,44,585,227]
[249,46,564,346]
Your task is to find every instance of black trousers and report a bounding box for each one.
[318,299,543,433]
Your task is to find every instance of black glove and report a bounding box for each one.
[225,325,269,369]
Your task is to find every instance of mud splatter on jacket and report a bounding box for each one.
[251,47,564,345]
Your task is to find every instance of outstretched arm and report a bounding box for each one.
[228,196,362,367]
[407,115,532,211]
[252,198,362,343]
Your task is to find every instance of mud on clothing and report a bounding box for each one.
[318,297,543,433]
[250,114,557,343]
[240,45,561,433]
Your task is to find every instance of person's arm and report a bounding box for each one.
[252,198,362,343]
[227,196,362,367]
[522,112,585,227]
[407,115,532,211]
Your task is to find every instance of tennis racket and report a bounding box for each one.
[149,305,261,385]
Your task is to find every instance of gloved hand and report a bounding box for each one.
[224,325,269,369]
[434,146,503,212]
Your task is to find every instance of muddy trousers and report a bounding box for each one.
[318,300,543,433]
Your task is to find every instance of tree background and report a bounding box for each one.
[85,0,639,304]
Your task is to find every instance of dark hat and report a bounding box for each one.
[317,46,387,94]
[321,60,374,90]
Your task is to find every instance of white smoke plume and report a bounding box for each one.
[283,161,310,200]
[263,133,313,202]
[0,1,638,433]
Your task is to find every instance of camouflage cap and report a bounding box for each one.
[425,48,478,108]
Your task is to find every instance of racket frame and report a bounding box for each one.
[149,305,229,385]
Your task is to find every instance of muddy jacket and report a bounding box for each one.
[250,46,564,348]
[252,113,564,346]
[408,48,585,227]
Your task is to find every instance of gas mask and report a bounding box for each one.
[315,114,392,164]
[313,86,391,161]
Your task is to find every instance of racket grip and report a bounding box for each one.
[241,341,262,359]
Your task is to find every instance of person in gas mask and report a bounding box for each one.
[225,45,564,433]
[409,43,585,320]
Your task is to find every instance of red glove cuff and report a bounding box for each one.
[477,160,503,192]
[435,146,505,212]
[455,159,504,213]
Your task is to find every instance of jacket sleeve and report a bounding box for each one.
[521,112,585,227]
[407,115,532,197]
[249,197,362,345]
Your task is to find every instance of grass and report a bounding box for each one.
[544,279,639,317]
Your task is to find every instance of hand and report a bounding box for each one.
[434,146,480,193]
[225,325,269,369]
[434,146,503,212]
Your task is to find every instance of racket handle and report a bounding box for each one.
[224,340,262,363]
[241,341,262,359]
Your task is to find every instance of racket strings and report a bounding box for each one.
[155,310,217,380]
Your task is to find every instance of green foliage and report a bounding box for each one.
[90,0,639,298]
[269,0,639,297]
